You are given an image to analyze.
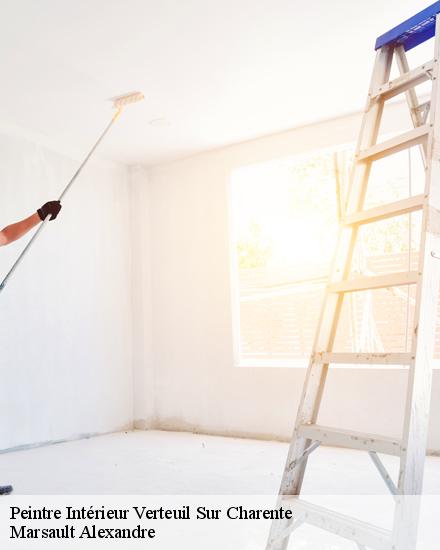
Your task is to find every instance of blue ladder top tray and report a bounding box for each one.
[376,1,440,51]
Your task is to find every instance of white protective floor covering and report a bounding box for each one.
[0,430,439,495]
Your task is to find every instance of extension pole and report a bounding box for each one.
[0,108,123,294]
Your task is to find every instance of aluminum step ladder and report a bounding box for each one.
[267,3,440,549]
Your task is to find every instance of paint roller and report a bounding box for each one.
[0,91,144,294]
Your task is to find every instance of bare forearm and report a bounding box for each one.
[0,201,62,247]
[0,213,40,246]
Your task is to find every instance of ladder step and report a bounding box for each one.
[282,498,393,550]
[297,424,401,456]
[344,194,424,226]
[329,271,418,293]
[358,125,430,162]
[314,352,414,366]
[371,60,434,100]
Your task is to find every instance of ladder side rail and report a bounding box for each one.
[265,46,394,550]
[287,44,393,493]
[397,18,440,497]
[268,15,440,550]
[392,14,440,550]
[289,43,393,490]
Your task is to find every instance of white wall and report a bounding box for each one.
[0,131,133,450]
[3,102,437,456]
[130,166,155,428]
[138,102,440,453]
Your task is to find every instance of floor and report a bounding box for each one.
[0,430,439,495]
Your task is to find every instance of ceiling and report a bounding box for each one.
[0,0,433,166]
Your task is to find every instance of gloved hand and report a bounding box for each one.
[37,201,62,221]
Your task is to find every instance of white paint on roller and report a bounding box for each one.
[110,92,145,110]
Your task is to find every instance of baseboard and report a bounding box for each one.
[2,424,439,458]
[141,423,440,457]
[0,422,133,455]
[133,418,157,430]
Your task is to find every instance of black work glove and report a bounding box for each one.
[37,201,62,221]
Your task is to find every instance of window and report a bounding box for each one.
[230,143,439,368]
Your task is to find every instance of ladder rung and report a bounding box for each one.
[282,498,392,550]
[314,352,414,366]
[297,424,401,456]
[329,271,418,293]
[358,125,430,162]
[344,194,424,226]
[371,60,435,100]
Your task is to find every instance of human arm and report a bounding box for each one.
[0,201,62,247]
[0,213,40,246]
